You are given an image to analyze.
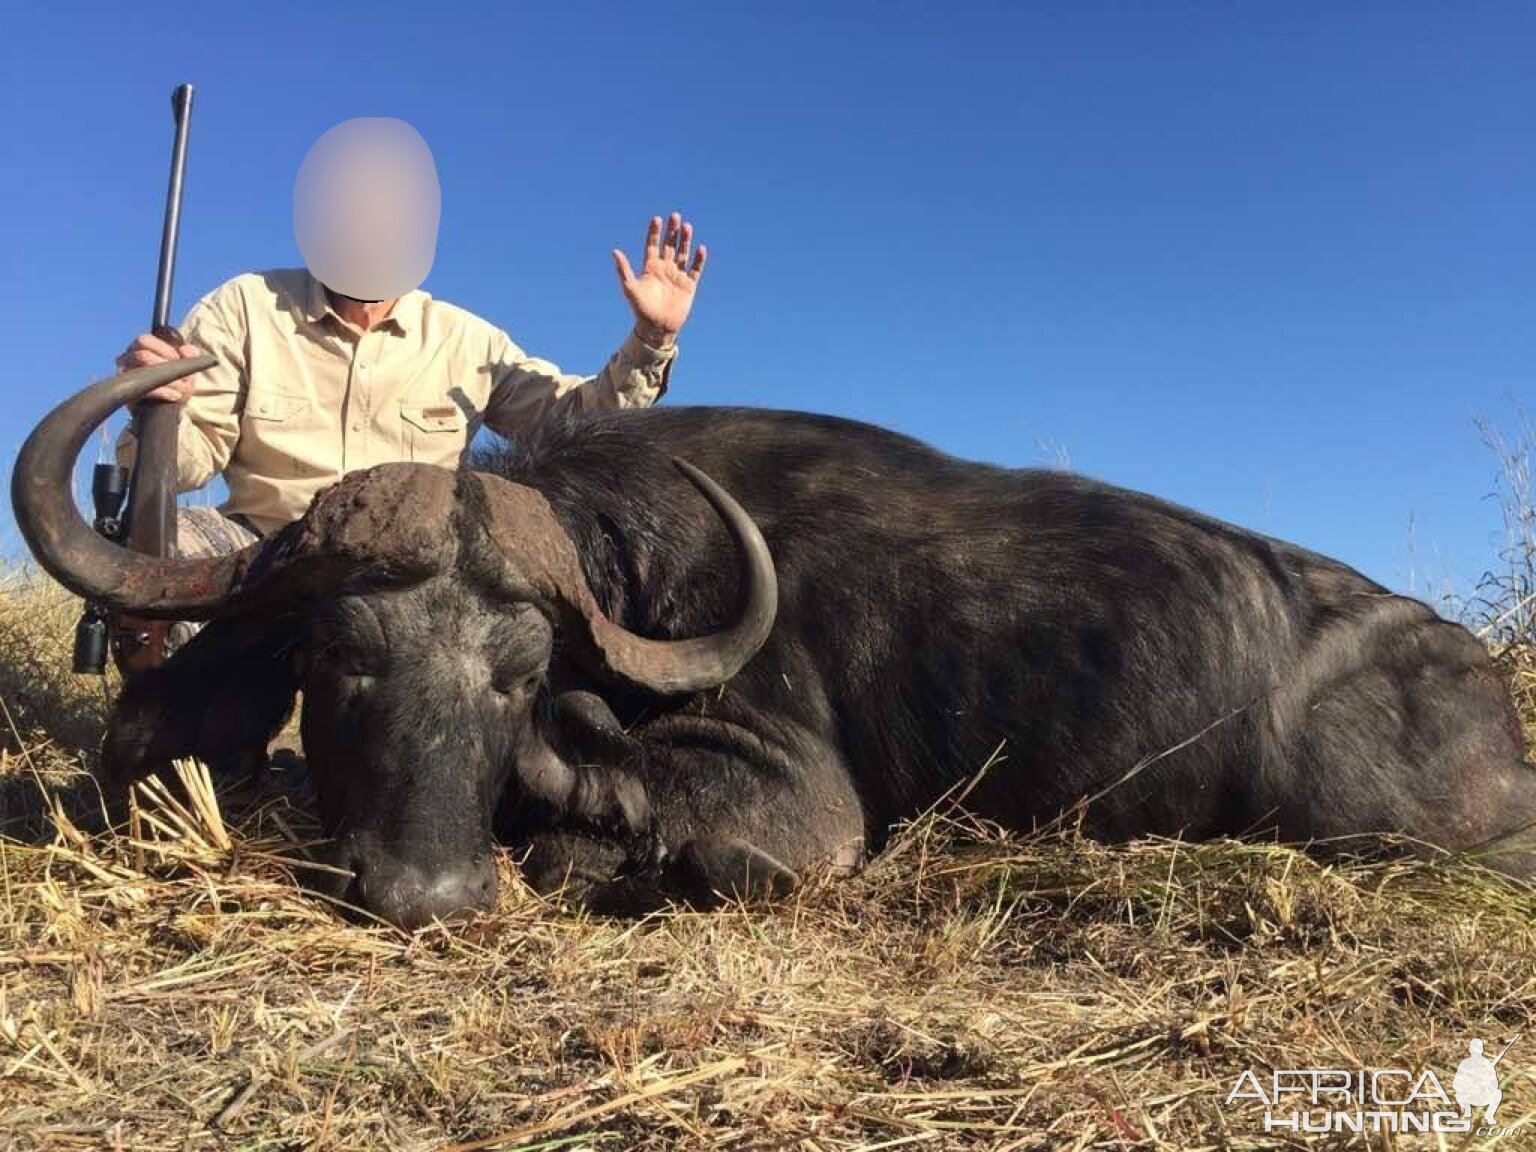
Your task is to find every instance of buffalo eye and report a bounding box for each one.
[311,598,389,677]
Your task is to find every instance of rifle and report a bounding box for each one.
[72,83,195,676]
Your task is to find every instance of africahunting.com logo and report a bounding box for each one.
[1224,1034,1523,1137]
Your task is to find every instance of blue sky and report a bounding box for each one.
[3,4,1531,609]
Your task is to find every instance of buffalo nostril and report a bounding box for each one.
[312,835,499,930]
[355,858,497,931]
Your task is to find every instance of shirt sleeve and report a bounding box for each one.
[114,283,248,493]
[480,326,676,439]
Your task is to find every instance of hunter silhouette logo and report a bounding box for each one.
[1224,1033,1524,1137]
[1454,1036,1518,1123]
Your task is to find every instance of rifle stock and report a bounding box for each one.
[115,380,179,673]
[112,83,195,676]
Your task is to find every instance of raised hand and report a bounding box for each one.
[612,212,707,346]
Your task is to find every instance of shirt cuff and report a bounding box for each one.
[619,328,679,367]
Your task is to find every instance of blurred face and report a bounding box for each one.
[293,117,441,302]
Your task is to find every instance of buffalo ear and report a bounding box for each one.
[549,690,643,767]
[495,690,650,847]
[102,616,302,791]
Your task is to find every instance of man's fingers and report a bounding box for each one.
[135,332,181,361]
[118,348,169,370]
[612,248,638,287]
[116,331,184,371]
[636,212,702,277]
[116,330,206,390]
[117,347,204,371]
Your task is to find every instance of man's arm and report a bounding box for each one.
[482,325,676,438]
[114,287,246,492]
[484,213,706,438]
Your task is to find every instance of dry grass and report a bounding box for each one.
[1466,414,1536,752]
[1495,640,1536,755]
[3,563,1536,1149]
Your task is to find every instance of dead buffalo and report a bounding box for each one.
[12,358,1534,928]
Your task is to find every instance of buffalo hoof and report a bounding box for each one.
[515,832,801,916]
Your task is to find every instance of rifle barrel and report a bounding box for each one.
[152,84,195,334]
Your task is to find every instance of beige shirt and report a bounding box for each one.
[117,268,676,536]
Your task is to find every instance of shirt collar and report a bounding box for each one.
[300,268,427,336]
[386,288,426,333]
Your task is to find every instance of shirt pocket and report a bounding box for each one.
[240,391,322,482]
[246,392,311,422]
[399,402,468,467]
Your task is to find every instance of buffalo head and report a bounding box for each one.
[13,358,777,929]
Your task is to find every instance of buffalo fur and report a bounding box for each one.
[105,406,1536,924]
[482,407,1535,899]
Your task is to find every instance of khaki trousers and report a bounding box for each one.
[165,506,262,652]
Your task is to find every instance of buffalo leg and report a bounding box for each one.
[103,615,298,793]
[518,832,798,914]
[668,837,800,905]
[516,830,636,900]
[511,713,867,913]
[637,713,868,901]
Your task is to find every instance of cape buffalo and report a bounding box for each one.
[13,358,1534,928]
